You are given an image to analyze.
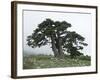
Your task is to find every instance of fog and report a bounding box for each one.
[23,10,92,56]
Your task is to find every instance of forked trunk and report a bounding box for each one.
[51,33,64,58]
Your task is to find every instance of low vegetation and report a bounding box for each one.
[23,54,91,69]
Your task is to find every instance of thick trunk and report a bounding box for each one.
[51,32,64,58]
[58,37,64,58]
[56,31,64,58]
[51,35,59,57]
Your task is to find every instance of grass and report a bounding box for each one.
[23,54,91,69]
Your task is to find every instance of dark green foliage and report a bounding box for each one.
[63,31,87,58]
[27,18,88,58]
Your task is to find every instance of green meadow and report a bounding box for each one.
[23,54,91,69]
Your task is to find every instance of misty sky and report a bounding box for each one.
[23,10,92,56]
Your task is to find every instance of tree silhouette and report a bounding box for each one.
[27,18,88,58]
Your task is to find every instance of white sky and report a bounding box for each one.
[23,10,92,56]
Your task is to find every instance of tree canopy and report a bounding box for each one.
[27,18,88,58]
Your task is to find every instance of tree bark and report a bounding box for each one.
[57,31,64,58]
[51,32,64,58]
[57,37,64,58]
[51,35,59,57]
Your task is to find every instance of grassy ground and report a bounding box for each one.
[23,54,91,69]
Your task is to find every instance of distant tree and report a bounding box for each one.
[27,18,88,58]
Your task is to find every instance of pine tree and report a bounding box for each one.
[27,18,88,58]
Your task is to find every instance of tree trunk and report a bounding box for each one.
[51,33,64,58]
[57,37,64,58]
[51,35,59,57]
